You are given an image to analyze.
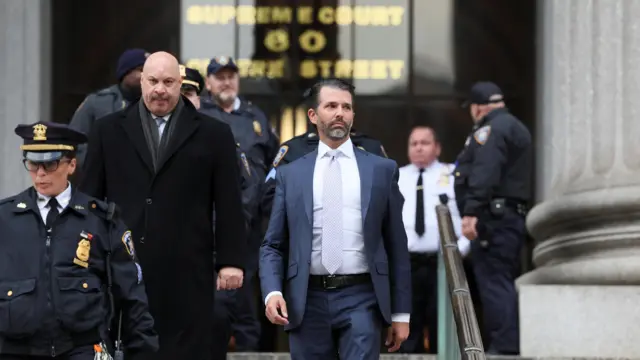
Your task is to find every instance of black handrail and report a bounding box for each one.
[436,203,486,360]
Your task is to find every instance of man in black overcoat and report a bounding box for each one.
[80,51,247,360]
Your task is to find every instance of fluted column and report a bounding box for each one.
[0,0,51,197]
[518,0,640,357]
[524,0,640,285]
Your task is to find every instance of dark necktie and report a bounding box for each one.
[415,168,425,236]
[46,198,60,229]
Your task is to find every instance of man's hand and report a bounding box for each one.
[462,216,478,240]
[385,322,409,352]
[217,267,244,290]
[265,294,289,326]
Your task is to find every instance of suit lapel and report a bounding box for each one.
[355,148,373,222]
[301,150,317,224]
[120,107,154,173]
[156,104,201,172]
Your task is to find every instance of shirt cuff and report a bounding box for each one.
[391,313,410,323]
[264,291,282,305]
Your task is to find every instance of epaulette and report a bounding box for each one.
[272,144,290,168]
[0,195,17,207]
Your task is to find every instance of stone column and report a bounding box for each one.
[518,0,640,357]
[0,0,51,197]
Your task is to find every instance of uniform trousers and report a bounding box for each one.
[472,208,524,355]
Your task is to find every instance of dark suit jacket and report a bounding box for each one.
[80,97,247,360]
[259,146,412,330]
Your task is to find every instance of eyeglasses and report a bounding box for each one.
[23,159,70,173]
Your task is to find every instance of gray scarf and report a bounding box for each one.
[138,98,184,171]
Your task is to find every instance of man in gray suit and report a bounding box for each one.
[260,79,411,359]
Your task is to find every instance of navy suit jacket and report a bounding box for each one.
[259,146,411,330]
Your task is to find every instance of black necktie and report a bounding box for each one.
[46,198,59,229]
[415,168,425,236]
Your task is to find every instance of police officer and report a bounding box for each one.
[70,48,149,167]
[261,78,388,217]
[179,64,260,226]
[199,56,279,180]
[453,81,532,355]
[199,56,276,353]
[0,122,158,359]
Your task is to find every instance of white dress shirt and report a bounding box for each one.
[398,161,470,256]
[266,138,410,323]
[310,138,367,275]
[36,182,72,223]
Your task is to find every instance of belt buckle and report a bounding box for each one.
[323,275,337,290]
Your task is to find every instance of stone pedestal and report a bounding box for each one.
[0,0,51,197]
[518,0,640,357]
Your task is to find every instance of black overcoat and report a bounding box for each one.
[80,97,247,360]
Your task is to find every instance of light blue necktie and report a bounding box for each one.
[321,149,343,275]
[156,117,167,138]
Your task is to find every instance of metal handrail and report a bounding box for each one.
[436,203,486,360]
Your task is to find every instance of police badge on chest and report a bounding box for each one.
[73,231,93,268]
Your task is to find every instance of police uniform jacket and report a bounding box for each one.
[260,129,388,218]
[79,97,247,360]
[236,144,260,227]
[69,85,130,166]
[0,187,158,357]
[199,96,279,180]
[453,107,532,217]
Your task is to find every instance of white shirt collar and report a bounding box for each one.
[151,113,171,121]
[318,137,355,159]
[37,182,72,209]
[410,160,440,173]
[233,97,241,111]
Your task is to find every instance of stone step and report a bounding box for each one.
[226,353,639,360]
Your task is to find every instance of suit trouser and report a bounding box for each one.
[471,208,524,355]
[0,346,95,360]
[288,283,382,360]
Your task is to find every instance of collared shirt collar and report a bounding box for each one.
[233,97,241,111]
[151,113,171,121]
[318,137,355,159]
[37,181,72,209]
[409,160,440,173]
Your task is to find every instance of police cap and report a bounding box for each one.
[462,81,504,107]
[207,56,239,76]
[15,122,87,162]
[180,65,205,93]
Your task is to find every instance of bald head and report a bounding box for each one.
[141,51,183,116]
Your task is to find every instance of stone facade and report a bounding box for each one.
[518,0,640,357]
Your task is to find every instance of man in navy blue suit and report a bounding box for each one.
[259,79,411,359]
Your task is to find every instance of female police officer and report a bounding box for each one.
[0,122,158,359]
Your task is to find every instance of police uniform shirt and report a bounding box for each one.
[398,161,470,256]
[36,182,72,223]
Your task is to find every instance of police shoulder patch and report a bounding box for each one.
[473,125,491,145]
[121,230,135,258]
[273,145,289,167]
